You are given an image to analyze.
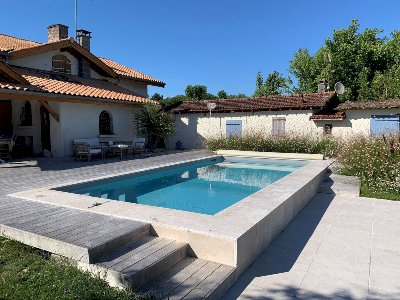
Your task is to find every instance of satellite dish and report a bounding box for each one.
[207,102,216,116]
[334,82,345,95]
[207,103,217,110]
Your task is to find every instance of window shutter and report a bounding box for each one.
[226,120,242,138]
[371,115,400,135]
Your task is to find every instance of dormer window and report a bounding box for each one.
[52,55,71,74]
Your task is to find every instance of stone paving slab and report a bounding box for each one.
[223,174,400,299]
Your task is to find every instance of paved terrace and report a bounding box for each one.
[0,153,399,299]
[223,174,400,299]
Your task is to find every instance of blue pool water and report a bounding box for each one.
[60,158,307,215]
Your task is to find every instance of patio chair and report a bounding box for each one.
[127,137,149,158]
[73,138,103,161]
[0,134,16,161]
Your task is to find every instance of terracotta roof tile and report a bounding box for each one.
[99,57,165,87]
[338,100,400,110]
[0,34,164,86]
[172,92,336,113]
[0,34,42,52]
[1,66,153,104]
[310,112,346,120]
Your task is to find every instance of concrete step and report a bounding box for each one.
[139,257,236,300]
[319,173,360,196]
[93,236,188,290]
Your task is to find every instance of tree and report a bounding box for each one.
[217,90,228,99]
[254,71,292,96]
[185,85,208,100]
[289,19,395,101]
[134,103,175,150]
[150,93,164,102]
[264,71,292,95]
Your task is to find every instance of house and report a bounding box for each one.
[167,86,400,149]
[167,91,340,149]
[0,24,164,157]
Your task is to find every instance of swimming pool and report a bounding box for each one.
[59,157,308,215]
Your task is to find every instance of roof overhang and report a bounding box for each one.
[0,61,29,84]
[0,88,146,107]
[119,74,166,87]
[8,38,118,78]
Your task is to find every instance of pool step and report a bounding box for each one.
[139,257,237,300]
[90,236,188,290]
[83,235,236,299]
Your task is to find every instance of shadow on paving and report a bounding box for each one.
[223,192,340,299]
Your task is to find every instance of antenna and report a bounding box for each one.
[75,0,78,39]
[334,82,345,95]
[207,102,217,116]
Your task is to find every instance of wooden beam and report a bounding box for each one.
[39,100,59,122]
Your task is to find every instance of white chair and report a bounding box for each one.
[127,137,148,157]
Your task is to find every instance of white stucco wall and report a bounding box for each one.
[11,99,42,154]
[10,50,79,75]
[56,102,139,157]
[314,108,400,138]
[169,108,400,150]
[168,110,320,149]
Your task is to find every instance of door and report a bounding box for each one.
[370,115,400,135]
[40,105,51,152]
[0,100,12,135]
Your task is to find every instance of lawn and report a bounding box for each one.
[0,237,151,300]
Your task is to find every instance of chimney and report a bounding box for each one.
[318,80,328,93]
[76,29,92,52]
[47,24,69,43]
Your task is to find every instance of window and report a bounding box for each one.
[226,120,242,138]
[324,124,332,135]
[99,111,113,135]
[52,55,71,74]
[370,115,400,135]
[272,118,286,135]
[20,101,32,126]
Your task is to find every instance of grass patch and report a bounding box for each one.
[360,184,400,201]
[0,237,152,300]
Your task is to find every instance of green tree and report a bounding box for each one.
[289,19,395,101]
[150,93,164,102]
[134,103,175,150]
[185,85,208,100]
[217,90,228,99]
[254,71,292,96]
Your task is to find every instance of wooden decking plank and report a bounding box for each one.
[61,220,136,246]
[122,241,186,276]
[143,258,208,298]
[0,206,59,224]
[49,216,123,241]
[166,262,221,300]
[98,237,166,269]
[108,238,174,272]
[183,264,235,299]
[81,221,147,248]
[5,209,69,229]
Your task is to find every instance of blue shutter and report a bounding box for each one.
[226,120,242,138]
[371,115,399,135]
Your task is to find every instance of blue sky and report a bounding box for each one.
[2,0,400,97]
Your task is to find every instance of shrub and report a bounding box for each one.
[337,133,400,196]
[206,132,339,157]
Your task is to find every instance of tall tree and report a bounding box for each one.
[289,19,397,101]
[185,85,208,100]
[217,90,228,99]
[254,71,292,96]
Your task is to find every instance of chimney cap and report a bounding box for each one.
[76,29,92,36]
[47,24,69,29]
